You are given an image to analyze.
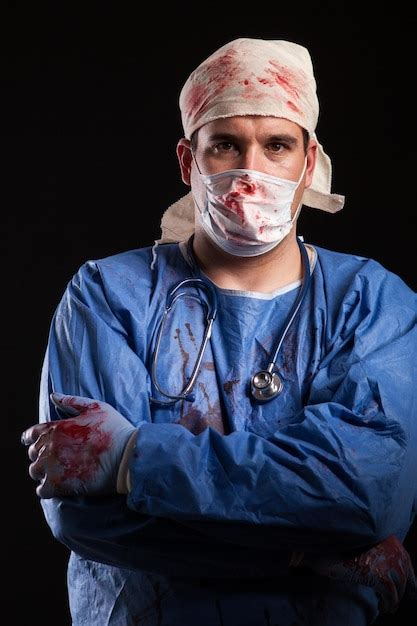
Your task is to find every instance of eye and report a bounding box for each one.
[266,142,286,153]
[211,141,237,154]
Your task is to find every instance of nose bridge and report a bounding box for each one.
[239,142,261,171]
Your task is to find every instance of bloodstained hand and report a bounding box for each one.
[21,393,137,497]
[304,534,417,614]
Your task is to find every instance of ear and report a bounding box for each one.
[304,138,318,189]
[176,138,193,185]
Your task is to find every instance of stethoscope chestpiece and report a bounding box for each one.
[250,370,283,402]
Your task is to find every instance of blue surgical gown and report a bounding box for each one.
[40,240,417,626]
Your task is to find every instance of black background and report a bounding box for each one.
[4,2,416,624]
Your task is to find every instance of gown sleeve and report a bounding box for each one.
[126,261,417,554]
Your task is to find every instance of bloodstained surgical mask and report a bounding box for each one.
[191,159,307,257]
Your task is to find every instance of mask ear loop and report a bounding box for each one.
[189,148,208,216]
[292,202,303,224]
[290,157,308,227]
[296,157,308,186]
[190,147,203,175]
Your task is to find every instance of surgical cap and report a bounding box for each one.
[159,38,345,243]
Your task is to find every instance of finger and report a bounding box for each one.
[28,444,50,481]
[50,392,82,415]
[35,476,51,499]
[35,475,63,499]
[21,422,54,446]
[36,476,60,499]
[50,392,97,415]
[28,429,52,462]
[36,473,78,499]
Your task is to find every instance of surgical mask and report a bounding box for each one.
[192,160,306,257]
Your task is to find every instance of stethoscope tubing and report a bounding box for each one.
[150,277,218,405]
[150,236,311,405]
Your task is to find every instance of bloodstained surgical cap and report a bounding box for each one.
[159,38,345,243]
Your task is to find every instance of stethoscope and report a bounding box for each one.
[150,236,311,405]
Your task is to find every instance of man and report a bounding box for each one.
[22,38,416,625]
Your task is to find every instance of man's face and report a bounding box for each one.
[177,115,317,215]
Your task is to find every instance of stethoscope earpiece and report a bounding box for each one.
[250,370,283,402]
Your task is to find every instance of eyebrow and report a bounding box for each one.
[207,132,299,145]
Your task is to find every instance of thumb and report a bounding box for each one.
[50,392,99,415]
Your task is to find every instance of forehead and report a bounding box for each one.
[197,115,304,142]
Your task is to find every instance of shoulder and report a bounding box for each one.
[313,244,415,304]
[311,245,416,345]
[60,243,185,316]
[83,245,153,277]
[74,242,182,288]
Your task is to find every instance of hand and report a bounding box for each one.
[21,393,137,498]
[304,535,417,614]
